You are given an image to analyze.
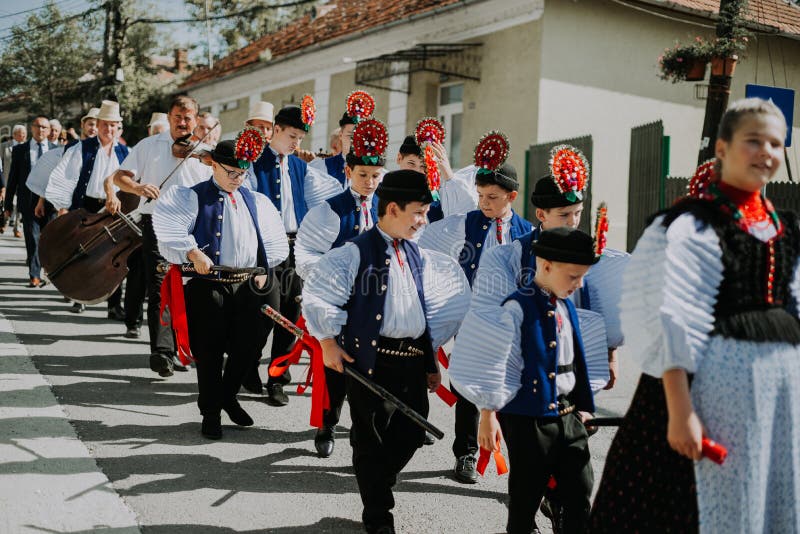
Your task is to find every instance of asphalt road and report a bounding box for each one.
[0,232,639,533]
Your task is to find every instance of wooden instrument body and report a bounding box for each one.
[39,209,142,304]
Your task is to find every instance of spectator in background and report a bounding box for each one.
[1,124,27,237]
[48,119,63,145]
[195,111,220,145]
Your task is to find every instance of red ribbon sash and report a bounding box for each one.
[476,436,508,476]
[159,265,194,365]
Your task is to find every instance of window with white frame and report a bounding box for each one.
[438,82,463,168]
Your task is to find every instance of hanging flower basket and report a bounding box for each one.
[711,55,738,77]
[684,59,708,81]
[658,38,712,83]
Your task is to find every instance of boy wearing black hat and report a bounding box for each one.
[296,118,388,458]
[419,161,532,483]
[450,227,597,534]
[243,101,342,404]
[153,134,289,439]
[302,169,470,534]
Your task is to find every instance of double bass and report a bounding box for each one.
[39,129,217,304]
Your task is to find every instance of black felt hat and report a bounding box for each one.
[274,105,306,131]
[345,148,386,168]
[475,163,519,192]
[532,227,599,265]
[530,175,584,208]
[398,135,421,157]
[210,140,246,169]
[376,169,433,204]
[339,112,356,127]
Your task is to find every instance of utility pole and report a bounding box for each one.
[205,0,213,69]
[100,0,126,100]
[697,0,747,164]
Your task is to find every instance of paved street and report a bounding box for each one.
[0,232,638,534]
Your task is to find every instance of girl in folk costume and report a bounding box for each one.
[295,117,388,458]
[592,98,800,533]
[309,90,375,189]
[302,169,470,534]
[153,129,289,440]
[419,131,532,483]
[397,118,475,222]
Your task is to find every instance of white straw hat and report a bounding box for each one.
[246,101,274,124]
[81,107,100,123]
[97,100,123,123]
[147,112,168,127]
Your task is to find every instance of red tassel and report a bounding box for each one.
[476,436,508,476]
[159,265,194,365]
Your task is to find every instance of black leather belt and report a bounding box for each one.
[557,363,574,374]
[376,336,424,357]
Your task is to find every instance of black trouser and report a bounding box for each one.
[140,215,175,356]
[347,352,428,533]
[451,385,479,458]
[323,367,347,427]
[264,236,301,386]
[498,410,593,534]
[83,197,122,309]
[185,278,275,416]
[124,247,145,328]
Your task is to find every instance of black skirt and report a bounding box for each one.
[590,373,698,533]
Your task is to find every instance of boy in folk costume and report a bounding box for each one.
[302,169,470,534]
[295,117,388,458]
[308,90,374,189]
[396,119,475,222]
[241,96,342,404]
[450,227,598,534]
[153,130,289,439]
[419,131,532,483]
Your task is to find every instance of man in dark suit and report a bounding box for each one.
[3,116,57,287]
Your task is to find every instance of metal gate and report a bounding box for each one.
[627,120,669,251]
[526,135,593,234]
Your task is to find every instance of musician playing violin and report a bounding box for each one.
[105,95,208,378]
[152,134,288,440]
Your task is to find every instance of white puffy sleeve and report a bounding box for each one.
[44,144,81,210]
[420,249,471,348]
[28,149,64,198]
[470,240,523,309]
[295,202,340,280]
[417,213,466,261]
[254,192,289,268]
[301,243,360,340]
[152,185,199,265]
[304,164,345,208]
[438,170,477,217]
[449,300,525,410]
[584,247,630,348]
[622,213,722,376]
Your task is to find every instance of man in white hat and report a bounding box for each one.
[105,94,207,377]
[245,101,274,141]
[147,112,169,136]
[45,100,130,316]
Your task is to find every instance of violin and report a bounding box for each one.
[171,133,214,166]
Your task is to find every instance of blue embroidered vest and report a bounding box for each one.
[324,153,346,187]
[339,227,436,375]
[460,210,532,285]
[188,178,268,279]
[325,189,379,249]
[500,285,595,417]
[252,149,308,224]
[69,137,129,210]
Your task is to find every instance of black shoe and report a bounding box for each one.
[171,354,189,372]
[266,383,289,406]
[314,425,335,458]
[149,353,173,377]
[107,306,126,321]
[223,401,254,426]
[454,454,478,484]
[540,493,562,533]
[423,431,435,445]
[70,302,86,314]
[124,327,140,339]
[201,415,222,439]
[241,369,263,394]
[373,526,396,534]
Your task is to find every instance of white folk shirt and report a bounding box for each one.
[46,140,122,209]
[118,131,207,215]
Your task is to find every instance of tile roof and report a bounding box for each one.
[180,0,800,91]
[647,0,800,36]
[180,0,463,90]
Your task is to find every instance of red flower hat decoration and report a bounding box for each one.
[346,90,375,123]
[474,131,510,174]
[594,202,609,257]
[415,117,446,146]
[300,94,316,131]
[352,118,388,165]
[234,127,267,168]
[549,144,589,202]
[424,144,441,201]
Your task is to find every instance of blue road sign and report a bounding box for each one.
[745,84,795,147]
